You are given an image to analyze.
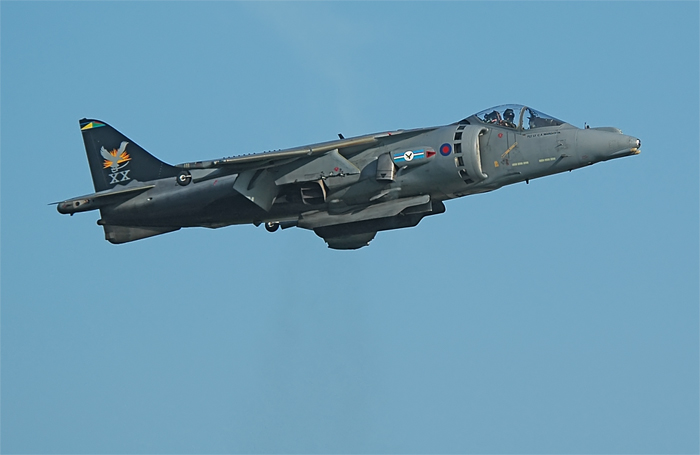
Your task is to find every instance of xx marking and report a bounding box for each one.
[109,170,131,184]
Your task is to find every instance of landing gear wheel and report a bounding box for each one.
[265,221,280,233]
[176,170,192,186]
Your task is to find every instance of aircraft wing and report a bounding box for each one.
[176,127,436,173]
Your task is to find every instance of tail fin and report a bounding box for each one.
[79,119,180,192]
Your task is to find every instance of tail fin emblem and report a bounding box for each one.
[81,121,106,130]
[101,141,131,183]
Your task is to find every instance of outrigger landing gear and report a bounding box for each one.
[265,221,280,232]
[176,170,192,186]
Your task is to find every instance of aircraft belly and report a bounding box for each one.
[100,175,250,227]
[298,195,430,229]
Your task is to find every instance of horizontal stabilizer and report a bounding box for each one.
[56,185,155,215]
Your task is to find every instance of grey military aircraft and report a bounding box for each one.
[57,105,640,249]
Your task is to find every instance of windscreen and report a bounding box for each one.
[469,105,566,130]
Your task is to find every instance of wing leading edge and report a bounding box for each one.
[175,127,437,173]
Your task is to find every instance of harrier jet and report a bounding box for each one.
[57,105,640,249]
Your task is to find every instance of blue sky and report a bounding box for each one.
[2,2,698,453]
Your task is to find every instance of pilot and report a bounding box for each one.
[484,111,501,124]
[501,108,516,128]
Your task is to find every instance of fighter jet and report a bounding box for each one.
[57,105,641,249]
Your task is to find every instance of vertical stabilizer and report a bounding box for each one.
[79,119,179,192]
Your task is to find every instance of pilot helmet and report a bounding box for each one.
[503,108,515,122]
[485,111,499,123]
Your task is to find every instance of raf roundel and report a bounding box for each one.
[439,143,452,156]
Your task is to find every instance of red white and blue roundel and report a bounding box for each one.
[440,143,452,156]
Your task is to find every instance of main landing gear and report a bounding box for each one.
[265,221,280,232]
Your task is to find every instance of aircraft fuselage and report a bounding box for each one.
[57,105,640,249]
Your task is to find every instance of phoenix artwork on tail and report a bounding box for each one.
[100,142,130,172]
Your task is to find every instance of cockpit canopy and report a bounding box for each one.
[458,104,566,130]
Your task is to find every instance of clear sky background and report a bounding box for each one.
[2,2,698,454]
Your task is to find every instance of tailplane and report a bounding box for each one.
[79,119,179,192]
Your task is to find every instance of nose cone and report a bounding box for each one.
[607,134,641,159]
[631,137,641,153]
[577,128,641,163]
